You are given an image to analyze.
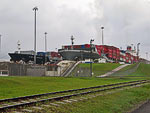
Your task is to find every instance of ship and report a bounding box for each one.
[58,44,139,64]
[8,50,61,64]
[58,44,100,60]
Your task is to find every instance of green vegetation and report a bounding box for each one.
[72,63,121,77]
[129,63,150,77]
[92,63,121,76]
[44,84,150,113]
[110,63,150,77]
[0,76,145,99]
[110,63,138,77]
[118,63,137,72]
[1,63,150,113]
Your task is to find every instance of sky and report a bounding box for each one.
[0,0,150,60]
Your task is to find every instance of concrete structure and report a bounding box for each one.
[27,65,45,76]
[0,62,46,76]
[0,61,76,77]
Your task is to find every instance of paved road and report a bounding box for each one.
[132,101,150,113]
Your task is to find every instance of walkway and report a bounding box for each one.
[97,64,130,78]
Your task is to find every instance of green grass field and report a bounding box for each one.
[72,63,121,77]
[0,76,146,99]
[0,63,150,113]
[129,63,150,77]
[117,63,137,72]
[42,84,150,113]
[111,63,150,77]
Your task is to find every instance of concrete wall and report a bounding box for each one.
[8,63,27,76]
[46,71,59,76]
[26,65,46,76]
[0,62,48,76]
[0,62,9,76]
[0,62,67,77]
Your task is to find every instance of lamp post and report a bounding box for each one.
[137,43,140,57]
[71,35,75,49]
[33,7,38,64]
[101,26,104,45]
[44,32,47,64]
[0,35,1,52]
[90,39,94,77]
[146,52,148,60]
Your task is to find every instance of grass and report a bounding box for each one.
[110,63,150,78]
[72,63,121,77]
[129,63,150,77]
[0,76,146,99]
[110,63,138,77]
[45,84,150,113]
[117,63,137,72]
[1,63,150,113]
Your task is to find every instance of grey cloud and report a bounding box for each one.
[0,0,150,60]
[93,0,150,58]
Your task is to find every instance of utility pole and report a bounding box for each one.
[44,32,47,64]
[0,35,1,52]
[137,43,140,57]
[146,52,148,60]
[33,7,38,64]
[101,26,104,45]
[90,39,94,77]
[71,35,75,49]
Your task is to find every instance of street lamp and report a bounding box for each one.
[131,44,134,50]
[101,26,104,45]
[90,39,94,77]
[44,32,47,64]
[137,43,140,57]
[33,6,38,64]
[0,35,1,52]
[71,35,75,49]
[146,52,148,60]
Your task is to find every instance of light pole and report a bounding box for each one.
[131,44,134,50]
[71,35,75,49]
[0,35,1,52]
[137,43,140,57]
[146,52,148,60]
[33,7,38,64]
[101,26,104,45]
[44,32,47,64]
[90,39,94,77]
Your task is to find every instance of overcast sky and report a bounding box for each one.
[0,0,150,60]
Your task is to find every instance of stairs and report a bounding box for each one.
[61,61,81,77]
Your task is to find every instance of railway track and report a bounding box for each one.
[0,80,149,112]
